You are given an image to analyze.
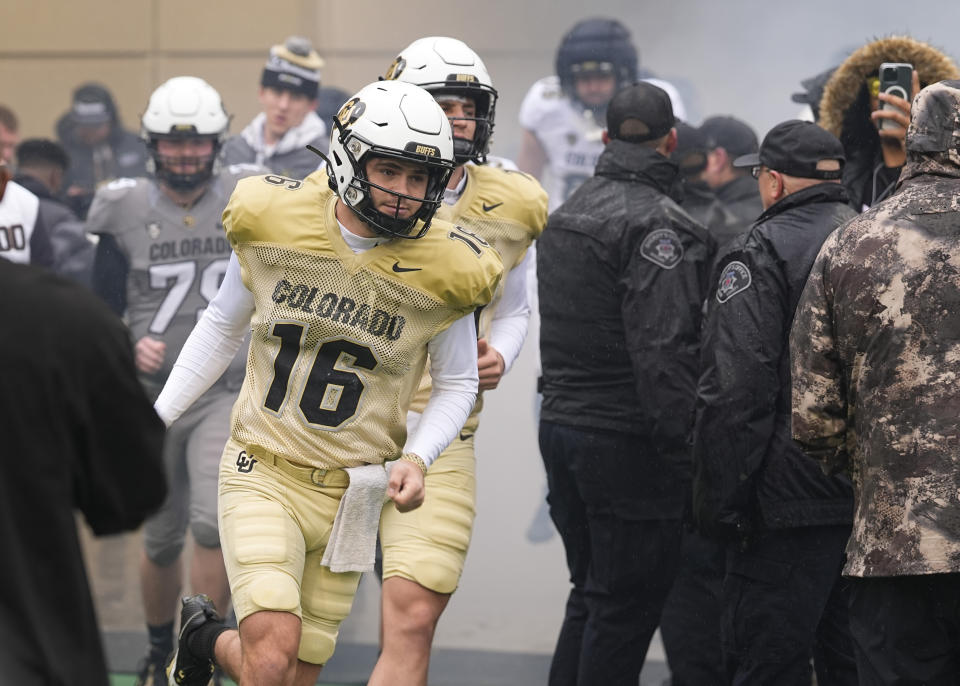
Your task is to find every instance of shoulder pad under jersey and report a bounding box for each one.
[464,165,547,240]
[519,76,566,129]
[85,177,152,237]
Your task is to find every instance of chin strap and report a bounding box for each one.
[306,144,332,168]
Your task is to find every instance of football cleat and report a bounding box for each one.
[134,650,169,686]
[166,594,220,686]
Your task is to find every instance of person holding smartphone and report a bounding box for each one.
[792,79,960,686]
[817,35,958,211]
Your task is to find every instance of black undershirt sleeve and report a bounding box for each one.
[91,233,129,316]
[29,211,55,268]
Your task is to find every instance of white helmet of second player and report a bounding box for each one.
[326,80,455,240]
[141,76,230,189]
[385,37,498,165]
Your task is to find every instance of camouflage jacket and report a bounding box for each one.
[790,81,960,577]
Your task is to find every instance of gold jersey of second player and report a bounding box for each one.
[409,164,547,428]
[222,172,503,470]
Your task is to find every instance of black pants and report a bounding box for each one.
[848,573,960,686]
[660,526,726,685]
[539,420,683,686]
[722,525,857,686]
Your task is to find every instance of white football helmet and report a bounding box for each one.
[385,37,498,165]
[141,76,230,189]
[326,80,455,239]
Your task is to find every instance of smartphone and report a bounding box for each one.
[878,62,913,130]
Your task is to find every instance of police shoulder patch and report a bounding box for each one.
[716,260,752,303]
[640,228,684,269]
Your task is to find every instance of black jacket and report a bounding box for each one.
[679,179,728,237]
[693,182,857,539]
[55,106,148,219]
[712,174,762,247]
[0,261,166,685]
[13,174,95,286]
[539,140,714,484]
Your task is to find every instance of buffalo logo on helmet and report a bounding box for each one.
[716,260,752,303]
[384,56,407,80]
[337,97,366,127]
[640,228,684,269]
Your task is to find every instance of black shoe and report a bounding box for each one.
[134,649,169,686]
[166,594,220,686]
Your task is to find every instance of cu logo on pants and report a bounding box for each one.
[236,450,258,473]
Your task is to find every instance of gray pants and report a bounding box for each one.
[143,388,235,565]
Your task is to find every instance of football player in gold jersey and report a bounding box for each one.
[371,37,548,686]
[152,79,502,686]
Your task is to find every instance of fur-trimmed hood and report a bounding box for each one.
[819,36,959,140]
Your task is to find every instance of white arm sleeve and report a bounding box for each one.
[526,242,541,376]
[403,313,478,466]
[487,247,533,374]
[154,252,255,425]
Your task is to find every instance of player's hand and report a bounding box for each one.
[135,336,167,374]
[872,69,920,168]
[388,460,425,512]
[477,337,505,391]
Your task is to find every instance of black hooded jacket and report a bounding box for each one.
[712,174,763,247]
[539,140,714,486]
[693,182,857,539]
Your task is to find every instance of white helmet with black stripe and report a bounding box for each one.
[325,80,455,240]
[384,37,498,165]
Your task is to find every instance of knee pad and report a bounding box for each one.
[298,618,337,665]
[190,519,221,549]
[297,569,361,665]
[144,536,185,567]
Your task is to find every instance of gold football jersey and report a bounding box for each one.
[222,172,503,470]
[409,164,547,430]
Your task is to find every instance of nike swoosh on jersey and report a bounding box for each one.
[482,202,504,212]
[392,261,422,273]
[459,432,474,441]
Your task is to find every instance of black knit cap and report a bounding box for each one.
[733,119,845,180]
[606,81,674,143]
[260,36,323,100]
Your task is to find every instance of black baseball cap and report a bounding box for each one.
[700,115,758,157]
[69,83,114,126]
[671,120,709,176]
[606,81,674,143]
[733,119,845,180]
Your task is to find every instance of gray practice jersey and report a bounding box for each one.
[86,163,263,392]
